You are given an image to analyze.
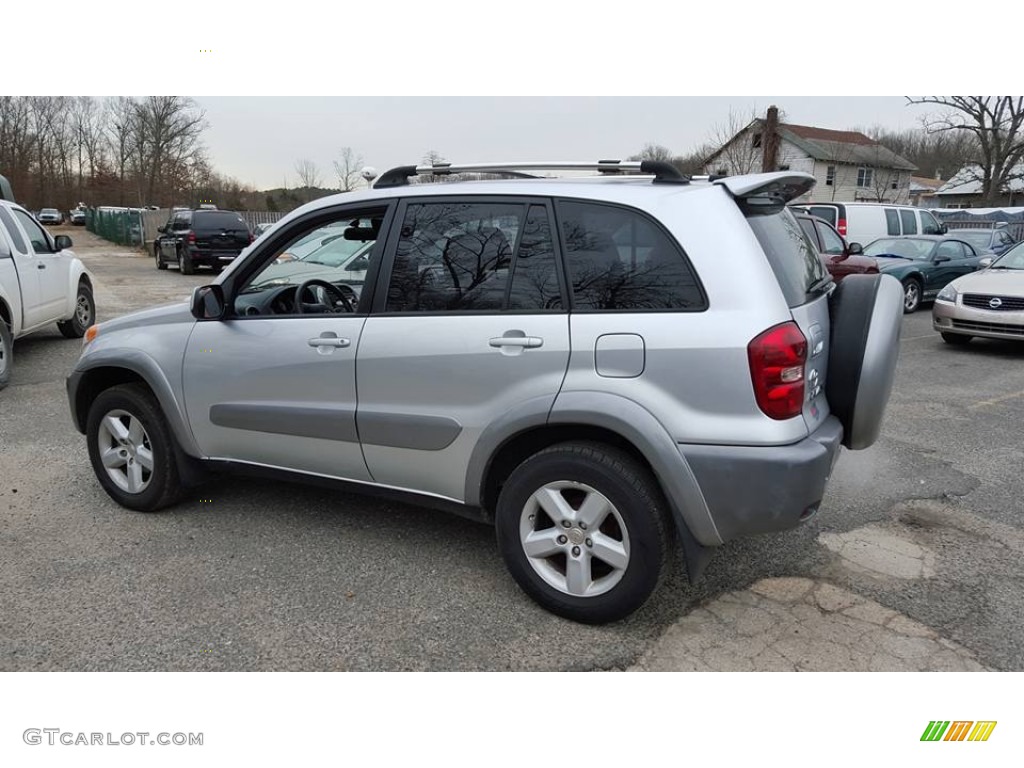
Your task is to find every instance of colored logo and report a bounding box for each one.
[921,721,997,742]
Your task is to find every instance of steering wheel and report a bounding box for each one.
[294,279,355,314]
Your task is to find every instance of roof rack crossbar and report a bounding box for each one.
[373,160,690,188]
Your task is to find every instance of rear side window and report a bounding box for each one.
[817,221,846,255]
[900,209,917,235]
[885,209,900,236]
[193,211,247,230]
[806,206,837,226]
[0,208,26,254]
[746,208,829,308]
[797,218,819,248]
[556,200,705,311]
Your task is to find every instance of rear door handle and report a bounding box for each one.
[37,263,46,269]
[308,336,350,348]
[489,335,543,349]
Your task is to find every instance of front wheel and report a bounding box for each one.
[0,319,12,390]
[902,278,922,313]
[178,247,195,275]
[495,442,672,624]
[86,383,183,511]
[155,245,167,270]
[57,281,95,339]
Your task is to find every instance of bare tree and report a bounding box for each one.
[294,158,322,192]
[700,107,765,176]
[907,97,1024,204]
[333,147,364,192]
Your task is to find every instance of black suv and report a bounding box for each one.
[154,208,252,274]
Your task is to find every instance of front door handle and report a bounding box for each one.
[489,335,543,349]
[37,263,46,269]
[308,335,350,348]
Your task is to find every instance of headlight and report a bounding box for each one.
[936,284,958,303]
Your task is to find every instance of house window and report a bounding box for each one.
[779,164,790,171]
[716,168,727,176]
[826,165,836,186]
[857,168,873,188]
[752,133,762,149]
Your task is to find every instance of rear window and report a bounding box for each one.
[806,206,837,226]
[746,208,829,308]
[192,211,248,230]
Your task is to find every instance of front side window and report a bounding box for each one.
[12,209,53,252]
[899,209,917,235]
[557,201,705,311]
[236,209,386,315]
[935,241,962,260]
[857,168,873,188]
[885,209,900,235]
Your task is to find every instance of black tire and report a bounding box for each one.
[495,441,672,624]
[57,281,94,339]
[155,245,167,270]
[0,318,12,391]
[85,383,183,512]
[178,247,195,275]
[901,277,922,314]
[941,332,972,345]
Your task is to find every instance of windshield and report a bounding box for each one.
[864,238,934,260]
[950,231,992,251]
[991,241,1024,270]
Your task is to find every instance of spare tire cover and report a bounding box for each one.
[826,273,902,450]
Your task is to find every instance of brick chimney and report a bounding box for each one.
[761,105,780,173]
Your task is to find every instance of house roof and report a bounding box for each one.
[910,176,944,193]
[935,164,1024,195]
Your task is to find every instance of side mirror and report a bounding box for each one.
[933,255,951,264]
[848,242,863,256]
[54,235,73,250]
[979,257,993,268]
[940,223,948,234]
[190,285,226,320]
[157,225,166,234]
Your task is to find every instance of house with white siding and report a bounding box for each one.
[701,110,917,204]
[932,163,1024,208]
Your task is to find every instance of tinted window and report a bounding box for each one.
[172,213,190,230]
[507,205,562,310]
[386,202,524,312]
[193,211,248,230]
[920,210,942,235]
[797,218,819,249]
[885,209,900,236]
[13,209,52,252]
[899,209,917,235]
[816,221,846,255]
[557,201,704,311]
[807,205,837,226]
[0,207,27,254]
[746,208,828,308]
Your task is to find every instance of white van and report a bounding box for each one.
[790,202,946,246]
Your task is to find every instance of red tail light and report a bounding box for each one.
[748,322,807,420]
[249,232,255,244]
[187,231,196,244]
[837,218,847,236]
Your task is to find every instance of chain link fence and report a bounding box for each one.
[86,207,145,247]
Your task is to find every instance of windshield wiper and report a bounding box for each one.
[870,253,912,260]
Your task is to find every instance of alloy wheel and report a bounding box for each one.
[96,409,154,494]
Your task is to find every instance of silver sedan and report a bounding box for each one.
[932,241,1024,344]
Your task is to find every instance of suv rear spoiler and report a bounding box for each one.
[714,172,816,213]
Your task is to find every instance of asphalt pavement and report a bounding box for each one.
[1,228,1022,671]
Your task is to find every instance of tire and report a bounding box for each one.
[0,318,12,391]
[495,441,672,624]
[941,332,972,345]
[155,245,167,270]
[901,277,922,313]
[178,247,195,275]
[85,383,183,512]
[827,273,903,450]
[57,281,95,339]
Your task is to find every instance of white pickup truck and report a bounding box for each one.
[0,198,95,390]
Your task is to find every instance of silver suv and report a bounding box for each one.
[66,161,902,623]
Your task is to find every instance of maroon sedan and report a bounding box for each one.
[794,212,878,283]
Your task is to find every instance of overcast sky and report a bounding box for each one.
[195,97,932,191]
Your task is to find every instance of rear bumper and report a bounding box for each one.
[679,416,844,543]
[932,300,1024,340]
[184,246,244,265]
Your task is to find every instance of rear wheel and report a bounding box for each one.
[86,384,183,512]
[495,441,672,624]
[941,332,972,345]
[0,319,12,390]
[57,281,94,339]
[178,246,194,275]
[901,278,922,313]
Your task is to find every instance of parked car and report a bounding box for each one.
[37,208,64,225]
[793,211,879,283]
[66,162,902,623]
[932,240,1024,345]
[791,202,946,245]
[862,235,988,313]
[69,209,86,226]
[153,208,253,274]
[0,200,94,390]
[946,226,1017,257]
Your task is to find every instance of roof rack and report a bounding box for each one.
[374,160,690,188]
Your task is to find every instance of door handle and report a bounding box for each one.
[489,335,543,349]
[37,263,46,269]
[308,336,350,348]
